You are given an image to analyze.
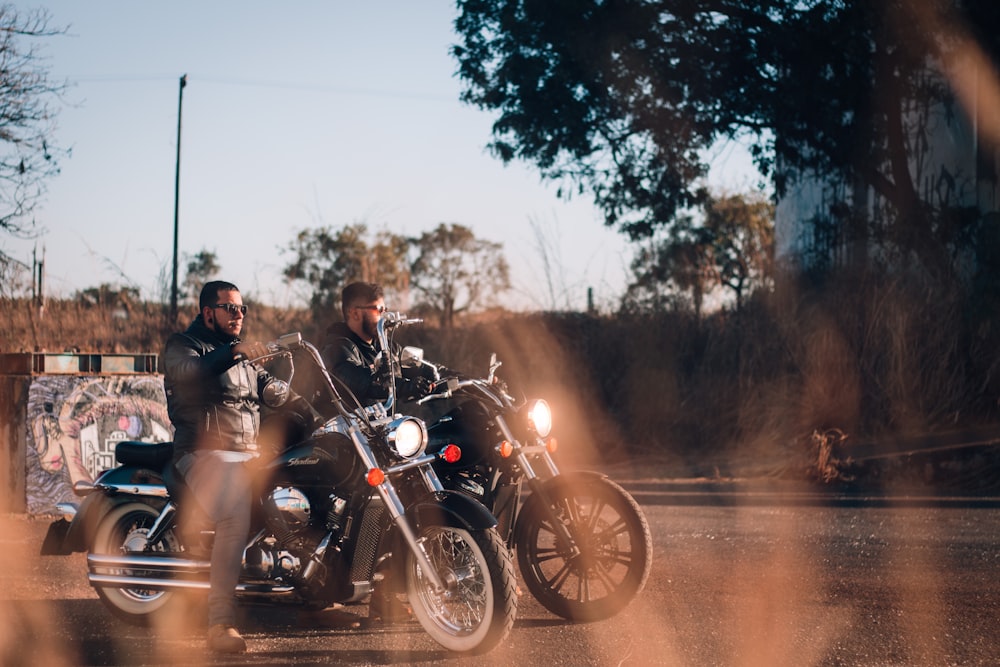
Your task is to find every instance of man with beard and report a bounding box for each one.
[320,281,434,407]
[163,280,288,653]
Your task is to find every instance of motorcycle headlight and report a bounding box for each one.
[387,417,428,458]
[527,399,553,438]
[262,379,290,407]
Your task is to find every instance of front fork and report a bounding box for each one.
[348,424,451,593]
[494,416,581,559]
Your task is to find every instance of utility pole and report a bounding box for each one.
[34,245,45,316]
[170,74,187,323]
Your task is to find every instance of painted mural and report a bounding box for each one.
[26,375,171,515]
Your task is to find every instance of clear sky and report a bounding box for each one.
[6,1,758,312]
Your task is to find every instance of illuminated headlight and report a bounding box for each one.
[527,399,553,438]
[387,417,428,458]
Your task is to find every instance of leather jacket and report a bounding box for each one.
[320,321,434,407]
[320,322,390,405]
[164,315,279,455]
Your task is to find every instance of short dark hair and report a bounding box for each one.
[199,280,240,311]
[341,282,383,320]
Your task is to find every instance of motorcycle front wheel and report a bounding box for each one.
[91,501,190,626]
[515,475,652,622]
[405,525,516,654]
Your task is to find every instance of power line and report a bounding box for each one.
[68,74,455,103]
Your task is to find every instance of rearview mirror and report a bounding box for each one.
[400,346,425,368]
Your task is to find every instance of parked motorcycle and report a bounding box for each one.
[380,322,652,623]
[41,329,517,654]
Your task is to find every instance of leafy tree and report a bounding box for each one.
[75,283,140,310]
[181,249,220,303]
[282,223,409,321]
[704,192,774,311]
[625,192,774,317]
[410,223,510,328]
[454,0,715,241]
[626,216,717,319]
[0,6,68,238]
[452,0,1000,273]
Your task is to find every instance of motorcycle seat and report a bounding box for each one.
[115,441,175,470]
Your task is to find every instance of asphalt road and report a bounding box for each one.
[2,484,999,666]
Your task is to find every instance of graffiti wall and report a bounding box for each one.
[26,375,171,515]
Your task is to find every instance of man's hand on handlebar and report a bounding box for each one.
[233,341,269,362]
[397,375,432,402]
[412,376,434,397]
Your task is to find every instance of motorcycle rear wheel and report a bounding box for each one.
[405,525,516,654]
[91,501,194,627]
[515,475,652,622]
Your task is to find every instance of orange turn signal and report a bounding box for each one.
[442,444,462,464]
[497,440,514,458]
[545,437,558,453]
[366,468,385,486]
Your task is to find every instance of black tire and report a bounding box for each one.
[515,475,652,622]
[405,525,517,654]
[91,501,189,626]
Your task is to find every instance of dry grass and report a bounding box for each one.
[4,266,998,485]
[0,298,319,355]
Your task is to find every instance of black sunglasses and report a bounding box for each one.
[354,304,386,314]
[213,303,248,316]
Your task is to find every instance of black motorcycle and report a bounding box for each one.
[41,331,517,654]
[381,323,652,623]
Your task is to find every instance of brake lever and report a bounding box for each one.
[382,312,423,329]
[416,377,460,404]
[246,350,292,365]
[416,391,451,405]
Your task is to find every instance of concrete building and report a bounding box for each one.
[774,52,1000,273]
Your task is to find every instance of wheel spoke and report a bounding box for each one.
[595,516,629,542]
[545,559,575,593]
[589,558,621,591]
[530,545,562,563]
[577,568,592,602]
[583,496,608,534]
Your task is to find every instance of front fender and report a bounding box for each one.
[410,489,498,532]
[518,470,612,536]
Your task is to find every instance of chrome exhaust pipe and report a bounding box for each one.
[87,553,295,596]
[88,552,210,572]
[90,573,296,596]
[88,552,210,591]
[89,574,210,590]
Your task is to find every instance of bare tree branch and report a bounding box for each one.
[0,5,69,236]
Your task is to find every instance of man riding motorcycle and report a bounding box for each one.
[311,281,438,621]
[163,280,289,653]
[316,300,654,625]
[320,282,436,407]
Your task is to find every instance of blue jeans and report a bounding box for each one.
[176,450,254,628]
